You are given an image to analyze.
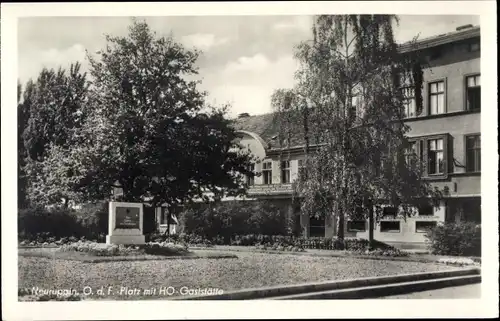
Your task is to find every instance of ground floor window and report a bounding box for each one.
[380,221,400,233]
[347,220,366,232]
[446,198,481,224]
[415,221,437,233]
[462,198,481,223]
[309,216,325,237]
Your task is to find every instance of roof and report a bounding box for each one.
[398,25,480,53]
[233,112,307,150]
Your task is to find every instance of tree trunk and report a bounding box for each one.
[367,199,375,249]
[166,208,171,237]
[337,210,345,239]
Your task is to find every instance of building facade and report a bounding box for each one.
[233,25,481,248]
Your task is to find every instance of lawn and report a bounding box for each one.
[18,249,458,301]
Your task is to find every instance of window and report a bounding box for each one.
[404,141,418,166]
[466,75,481,111]
[399,71,413,87]
[402,87,416,118]
[462,199,481,223]
[417,204,434,216]
[309,216,325,237]
[429,81,445,115]
[466,135,481,172]
[380,221,400,233]
[262,162,272,185]
[246,164,255,186]
[382,206,398,217]
[281,161,291,184]
[428,138,444,175]
[415,221,437,233]
[347,221,366,232]
[410,135,448,177]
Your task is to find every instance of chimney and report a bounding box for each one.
[238,113,250,118]
[456,24,474,31]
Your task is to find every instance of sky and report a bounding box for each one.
[18,15,480,118]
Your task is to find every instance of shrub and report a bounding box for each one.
[19,203,109,242]
[73,202,108,239]
[425,222,481,257]
[18,207,84,240]
[177,200,295,241]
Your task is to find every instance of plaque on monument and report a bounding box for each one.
[115,207,140,229]
[106,202,145,245]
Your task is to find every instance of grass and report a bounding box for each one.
[18,250,459,301]
[191,245,481,265]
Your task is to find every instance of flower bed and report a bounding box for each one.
[19,235,97,247]
[55,241,189,257]
[19,232,408,258]
[147,233,408,257]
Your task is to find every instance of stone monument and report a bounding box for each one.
[106,201,145,245]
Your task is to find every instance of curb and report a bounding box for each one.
[270,274,481,299]
[174,267,480,300]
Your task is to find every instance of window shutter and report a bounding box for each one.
[447,134,453,174]
[422,138,428,176]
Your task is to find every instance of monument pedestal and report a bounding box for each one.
[106,235,145,245]
[106,201,145,245]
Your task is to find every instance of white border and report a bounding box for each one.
[2,1,498,320]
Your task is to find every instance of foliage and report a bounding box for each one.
[18,207,84,239]
[177,200,296,241]
[56,241,189,257]
[271,15,442,239]
[149,232,220,247]
[425,222,481,257]
[146,232,408,257]
[18,205,107,242]
[25,19,254,208]
[18,63,90,207]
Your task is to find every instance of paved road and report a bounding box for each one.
[379,284,481,299]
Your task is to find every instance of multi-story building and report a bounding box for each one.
[233,25,481,248]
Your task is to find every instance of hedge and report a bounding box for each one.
[148,232,406,255]
[425,222,481,257]
[18,205,108,242]
[177,200,300,241]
